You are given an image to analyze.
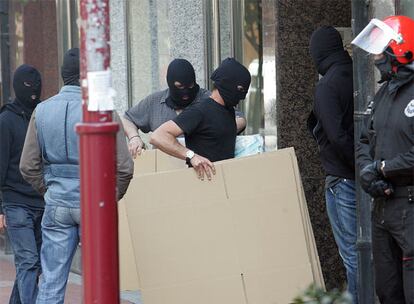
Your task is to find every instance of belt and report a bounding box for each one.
[393,186,414,202]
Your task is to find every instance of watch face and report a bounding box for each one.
[186,150,195,159]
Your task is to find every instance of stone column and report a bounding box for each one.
[109,0,129,114]
[274,0,352,289]
[167,0,207,87]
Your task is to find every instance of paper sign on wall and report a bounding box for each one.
[87,70,116,111]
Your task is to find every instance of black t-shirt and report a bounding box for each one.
[173,97,237,162]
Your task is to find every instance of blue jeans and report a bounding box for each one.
[3,205,43,304]
[326,178,358,304]
[36,205,80,304]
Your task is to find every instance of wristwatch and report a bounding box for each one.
[185,150,195,165]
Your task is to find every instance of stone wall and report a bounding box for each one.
[274,0,352,289]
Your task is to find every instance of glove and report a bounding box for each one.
[360,161,382,192]
[366,179,394,198]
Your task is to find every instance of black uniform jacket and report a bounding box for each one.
[356,77,414,186]
[309,55,355,180]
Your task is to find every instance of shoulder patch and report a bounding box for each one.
[404,99,414,117]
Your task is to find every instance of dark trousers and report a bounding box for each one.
[372,197,414,304]
[4,205,43,304]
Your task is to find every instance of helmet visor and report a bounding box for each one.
[351,18,403,54]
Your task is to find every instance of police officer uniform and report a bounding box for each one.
[353,15,414,304]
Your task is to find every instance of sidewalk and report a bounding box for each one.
[0,250,142,303]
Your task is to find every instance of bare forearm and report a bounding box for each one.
[236,117,246,133]
[121,116,140,139]
[150,131,187,160]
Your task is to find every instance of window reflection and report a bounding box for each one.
[239,0,264,135]
[8,1,25,101]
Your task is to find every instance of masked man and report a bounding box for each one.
[121,58,247,158]
[353,15,414,304]
[150,57,251,180]
[20,48,134,304]
[0,64,44,304]
[308,26,358,304]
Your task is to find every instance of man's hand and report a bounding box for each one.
[128,136,145,159]
[0,214,6,232]
[360,161,382,191]
[190,154,216,181]
[366,179,394,198]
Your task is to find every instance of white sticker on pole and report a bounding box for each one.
[87,70,116,111]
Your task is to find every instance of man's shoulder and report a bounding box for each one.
[39,87,81,108]
[191,96,212,108]
[321,64,353,86]
[0,104,18,124]
[193,88,210,102]
[0,109,12,125]
[141,89,169,104]
[179,97,210,116]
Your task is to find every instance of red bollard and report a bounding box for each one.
[77,0,120,303]
[77,123,119,304]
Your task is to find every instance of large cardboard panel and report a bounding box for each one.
[219,151,296,200]
[228,195,309,272]
[142,276,247,304]
[125,149,323,303]
[242,265,313,304]
[119,149,195,291]
[118,199,141,291]
[283,148,325,287]
[133,149,157,174]
[156,149,187,171]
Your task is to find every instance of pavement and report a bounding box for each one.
[0,243,142,303]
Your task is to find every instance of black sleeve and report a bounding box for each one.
[356,99,414,177]
[356,115,374,171]
[124,96,152,133]
[0,117,11,214]
[314,84,354,168]
[173,104,204,136]
[383,147,414,177]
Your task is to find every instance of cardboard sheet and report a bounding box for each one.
[119,149,186,291]
[121,148,324,302]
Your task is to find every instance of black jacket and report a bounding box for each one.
[0,100,44,213]
[309,51,355,180]
[357,74,414,187]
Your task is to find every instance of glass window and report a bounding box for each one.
[2,1,61,101]
[217,0,264,135]
[239,0,264,135]
[1,1,42,105]
[56,0,80,87]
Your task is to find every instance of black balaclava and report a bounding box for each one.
[13,64,42,111]
[210,57,251,108]
[309,26,351,75]
[374,51,394,82]
[61,48,80,86]
[165,58,200,109]
[376,48,414,96]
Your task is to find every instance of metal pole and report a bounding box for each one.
[351,1,375,303]
[77,1,120,303]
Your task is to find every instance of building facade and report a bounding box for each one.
[1,0,413,290]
